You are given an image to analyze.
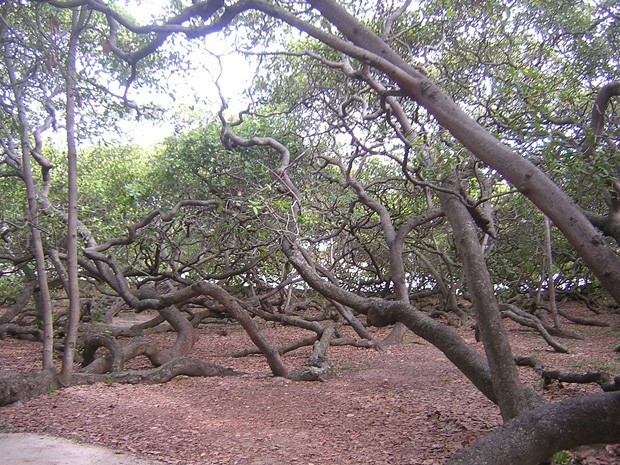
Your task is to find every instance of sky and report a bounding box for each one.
[115,1,254,146]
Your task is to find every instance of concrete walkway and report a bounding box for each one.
[0,433,167,465]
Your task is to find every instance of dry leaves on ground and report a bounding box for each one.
[0,303,619,465]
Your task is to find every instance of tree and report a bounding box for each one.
[0,0,181,381]
[60,4,89,387]
[5,0,620,462]
[0,2,60,370]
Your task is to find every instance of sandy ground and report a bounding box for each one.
[0,432,167,465]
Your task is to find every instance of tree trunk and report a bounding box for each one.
[304,0,620,304]
[4,45,55,370]
[447,391,620,465]
[439,175,539,420]
[282,239,498,402]
[380,242,410,345]
[159,281,290,378]
[60,6,88,386]
[0,280,35,325]
[157,305,197,363]
[330,300,373,341]
[0,370,57,407]
[335,157,414,346]
[81,297,197,374]
[543,216,561,329]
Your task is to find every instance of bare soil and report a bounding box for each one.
[1,302,619,465]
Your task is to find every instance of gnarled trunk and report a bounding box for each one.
[439,175,541,420]
[447,392,620,465]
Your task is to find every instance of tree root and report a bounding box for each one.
[0,369,57,406]
[81,333,124,372]
[290,326,336,381]
[0,323,42,341]
[72,357,243,385]
[542,370,620,392]
[558,309,610,327]
[515,356,620,391]
[447,391,620,465]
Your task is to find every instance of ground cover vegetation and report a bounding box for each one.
[0,1,619,464]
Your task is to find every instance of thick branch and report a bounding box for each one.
[299,0,620,304]
[440,176,540,420]
[73,357,242,385]
[542,370,620,392]
[81,333,124,372]
[282,239,497,403]
[581,81,620,158]
[499,303,570,353]
[447,392,620,465]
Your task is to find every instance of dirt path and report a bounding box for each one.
[0,433,167,465]
[1,303,619,464]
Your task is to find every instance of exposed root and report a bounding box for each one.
[0,323,42,341]
[0,369,57,406]
[558,309,610,327]
[72,357,243,385]
[515,356,620,392]
[81,333,124,372]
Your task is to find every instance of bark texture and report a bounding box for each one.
[440,178,541,419]
[0,369,57,406]
[447,392,620,465]
[282,240,497,403]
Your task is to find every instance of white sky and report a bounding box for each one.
[116,1,254,146]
